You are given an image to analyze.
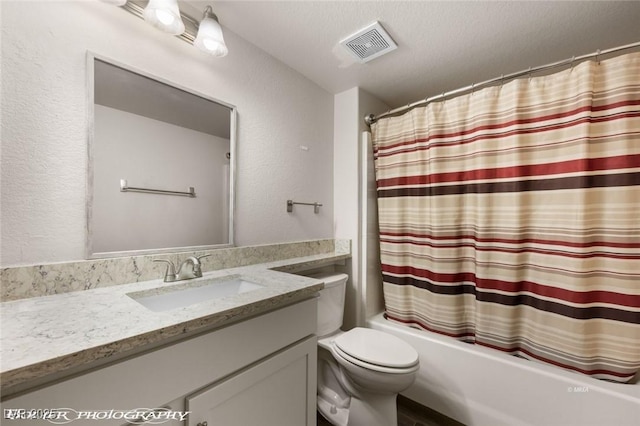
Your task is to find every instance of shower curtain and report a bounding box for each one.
[371,52,640,382]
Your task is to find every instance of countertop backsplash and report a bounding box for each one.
[1,239,350,302]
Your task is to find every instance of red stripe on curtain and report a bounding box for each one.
[379,238,640,258]
[377,154,640,187]
[380,232,640,249]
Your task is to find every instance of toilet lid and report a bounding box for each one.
[333,328,419,368]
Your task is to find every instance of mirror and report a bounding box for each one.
[87,54,236,258]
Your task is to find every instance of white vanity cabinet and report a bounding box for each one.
[186,336,316,426]
[1,298,318,426]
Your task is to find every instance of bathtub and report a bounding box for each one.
[367,313,640,426]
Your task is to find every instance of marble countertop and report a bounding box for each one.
[0,250,349,395]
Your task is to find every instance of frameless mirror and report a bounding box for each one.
[87,54,235,258]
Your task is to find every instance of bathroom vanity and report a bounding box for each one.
[1,246,350,426]
[2,299,317,426]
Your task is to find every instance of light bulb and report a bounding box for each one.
[155,10,175,26]
[203,39,218,51]
[143,0,185,35]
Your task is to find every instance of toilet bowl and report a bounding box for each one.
[312,272,419,426]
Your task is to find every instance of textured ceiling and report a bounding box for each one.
[181,1,640,109]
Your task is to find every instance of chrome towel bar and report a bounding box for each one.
[287,199,322,214]
[120,179,196,197]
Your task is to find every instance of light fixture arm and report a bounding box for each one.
[203,5,219,23]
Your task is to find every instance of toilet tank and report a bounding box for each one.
[310,272,348,337]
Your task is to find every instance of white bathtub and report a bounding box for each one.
[367,313,640,426]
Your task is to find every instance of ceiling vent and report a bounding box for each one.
[340,21,397,63]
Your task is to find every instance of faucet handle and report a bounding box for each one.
[153,259,177,282]
[192,254,211,277]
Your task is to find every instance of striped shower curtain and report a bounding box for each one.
[371,52,640,382]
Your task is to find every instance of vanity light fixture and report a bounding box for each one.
[101,1,229,57]
[194,6,228,57]
[143,0,185,35]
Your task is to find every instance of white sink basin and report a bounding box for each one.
[128,276,264,312]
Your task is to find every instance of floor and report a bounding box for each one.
[317,395,464,426]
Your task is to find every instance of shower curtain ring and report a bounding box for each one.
[596,49,601,64]
[471,83,475,95]
[571,56,576,70]
[528,67,532,81]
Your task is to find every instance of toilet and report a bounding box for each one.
[312,272,419,426]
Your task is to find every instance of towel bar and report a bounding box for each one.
[287,199,322,214]
[120,179,196,197]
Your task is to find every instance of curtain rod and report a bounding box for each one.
[365,41,640,126]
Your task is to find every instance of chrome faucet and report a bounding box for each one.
[153,255,211,282]
[177,255,210,280]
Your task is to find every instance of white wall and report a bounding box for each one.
[361,134,384,318]
[358,90,389,320]
[92,105,229,254]
[0,1,333,266]
[334,88,359,328]
[333,87,388,328]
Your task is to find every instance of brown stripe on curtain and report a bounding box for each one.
[378,172,640,197]
[372,52,640,383]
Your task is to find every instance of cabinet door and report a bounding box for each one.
[186,336,317,426]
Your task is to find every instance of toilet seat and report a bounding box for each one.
[333,345,420,374]
[332,328,419,373]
